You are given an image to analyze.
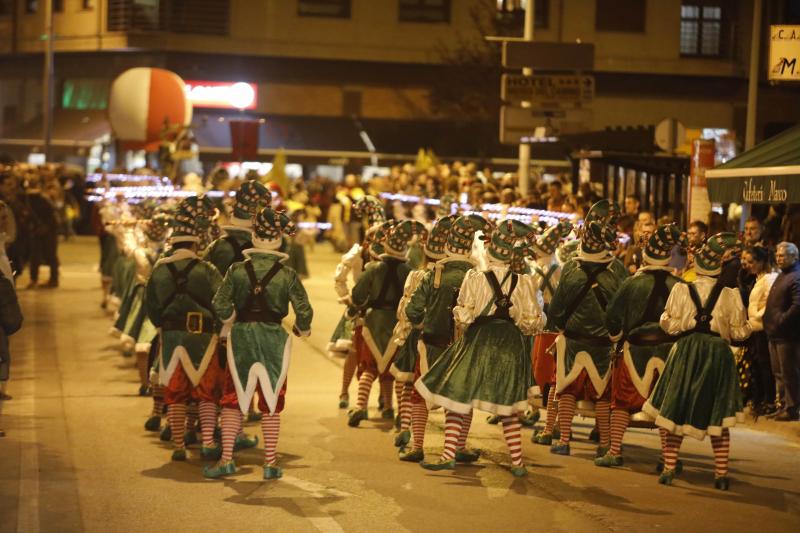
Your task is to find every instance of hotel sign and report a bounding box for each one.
[184,80,258,110]
[769,25,800,81]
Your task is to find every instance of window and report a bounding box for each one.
[107,0,230,35]
[496,0,549,29]
[61,79,110,110]
[298,0,350,18]
[399,0,450,24]
[25,0,38,13]
[680,3,723,56]
[595,0,646,33]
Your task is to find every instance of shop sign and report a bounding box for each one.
[708,174,797,204]
[184,81,258,109]
[769,25,800,81]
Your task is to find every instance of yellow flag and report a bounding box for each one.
[264,149,290,196]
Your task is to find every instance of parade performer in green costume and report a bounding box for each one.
[596,224,686,468]
[145,196,221,461]
[397,215,488,461]
[416,219,545,476]
[530,220,573,446]
[332,196,386,408]
[204,207,313,480]
[194,180,270,458]
[548,199,628,457]
[643,233,751,490]
[346,220,426,427]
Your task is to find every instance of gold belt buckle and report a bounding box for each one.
[186,312,204,334]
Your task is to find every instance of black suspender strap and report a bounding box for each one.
[374,260,402,309]
[162,259,200,310]
[240,260,284,323]
[641,270,672,325]
[483,270,518,320]
[562,263,609,319]
[688,281,724,334]
[224,235,252,264]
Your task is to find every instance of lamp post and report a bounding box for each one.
[42,0,55,162]
[517,0,535,197]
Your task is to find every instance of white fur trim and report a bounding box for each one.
[414,379,530,416]
[695,265,721,276]
[641,401,744,441]
[643,252,671,266]
[135,342,153,353]
[362,326,399,375]
[555,334,612,395]
[169,235,200,244]
[334,339,353,351]
[242,248,289,262]
[156,248,198,265]
[224,218,252,229]
[418,339,430,375]
[108,326,122,338]
[227,330,292,415]
[219,311,235,339]
[157,331,218,387]
[622,342,667,399]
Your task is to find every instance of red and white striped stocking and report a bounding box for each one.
[220,408,242,462]
[710,428,730,477]
[198,401,218,447]
[399,383,413,432]
[151,385,165,417]
[167,403,187,449]
[556,393,577,445]
[440,410,464,462]
[595,399,611,448]
[381,379,394,411]
[501,416,524,467]
[341,350,358,398]
[457,410,473,450]
[544,386,558,433]
[609,409,630,456]
[662,432,683,471]
[411,401,429,450]
[261,413,281,466]
[356,371,376,410]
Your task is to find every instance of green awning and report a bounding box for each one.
[706,123,800,204]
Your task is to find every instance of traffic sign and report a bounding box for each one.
[501,74,594,107]
[502,41,595,71]
[500,106,592,144]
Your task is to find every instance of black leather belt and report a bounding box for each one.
[162,312,214,334]
[422,333,450,348]
[564,330,613,346]
[627,331,680,346]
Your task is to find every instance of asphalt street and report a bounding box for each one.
[1,237,799,533]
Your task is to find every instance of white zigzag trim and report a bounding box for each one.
[158,331,218,387]
[227,333,292,415]
[555,334,611,395]
[622,342,668,399]
[362,326,398,375]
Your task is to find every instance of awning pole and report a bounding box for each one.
[745,0,762,151]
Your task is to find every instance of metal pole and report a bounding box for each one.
[517,0,535,197]
[745,0,762,151]
[42,0,55,162]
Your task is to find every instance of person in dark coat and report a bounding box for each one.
[764,242,800,421]
[0,272,23,437]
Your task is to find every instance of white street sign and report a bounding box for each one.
[500,106,592,145]
[769,25,800,81]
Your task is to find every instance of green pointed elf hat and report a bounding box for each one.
[385,220,428,257]
[580,220,617,256]
[644,223,686,266]
[232,180,271,221]
[487,218,535,262]
[510,242,533,274]
[170,195,216,244]
[355,196,387,230]
[144,213,170,242]
[426,215,457,260]
[446,214,492,257]
[585,199,621,227]
[368,221,393,258]
[253,207,296,250]
[532,220,574,257]
[695,232,741,276]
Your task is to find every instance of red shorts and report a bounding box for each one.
[194,343,227,403]
[557,369,610,402]
[533,333,558,388]
[610,359,658,412]
[164,361,199,405]
[356,327,394,381]
[219,367,287,415]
